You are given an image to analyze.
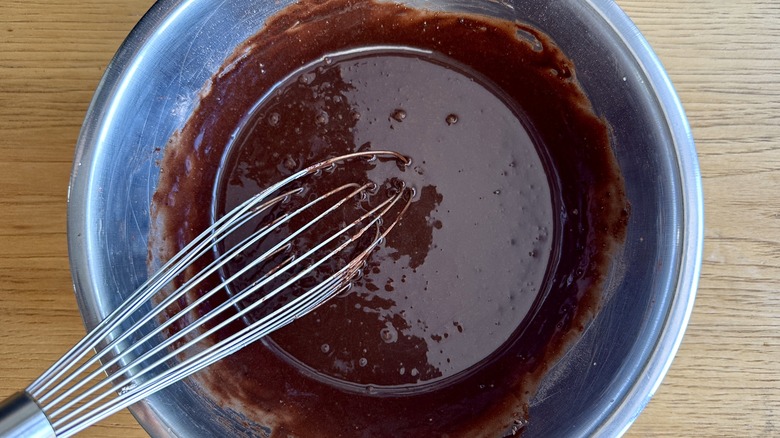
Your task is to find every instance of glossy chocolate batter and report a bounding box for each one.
[150,0,629,436]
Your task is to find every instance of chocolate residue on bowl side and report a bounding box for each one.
[149,0,630,436]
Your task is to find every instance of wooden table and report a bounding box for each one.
[1,1,777,436]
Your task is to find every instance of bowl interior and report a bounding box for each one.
[68,0,699,436]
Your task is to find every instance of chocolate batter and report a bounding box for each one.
[150,0,629,436]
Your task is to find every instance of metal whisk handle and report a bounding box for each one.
[0,392,54,438]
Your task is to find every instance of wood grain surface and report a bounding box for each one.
[0,0,777,436]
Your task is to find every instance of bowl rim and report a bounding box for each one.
[582,1,703,436]
[66,0,703,436]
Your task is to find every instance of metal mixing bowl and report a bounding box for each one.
[67,0,703,436]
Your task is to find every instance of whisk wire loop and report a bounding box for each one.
[33,188,299,408]
[57,183,411,437]
[38,183,361,414]
[48,182,379,424]
[27,187,295,399]
[12,151,411,438]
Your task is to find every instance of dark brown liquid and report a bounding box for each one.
[218,49,554,391]
[150,0,629,436]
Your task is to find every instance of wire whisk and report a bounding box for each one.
[0,151,412,438]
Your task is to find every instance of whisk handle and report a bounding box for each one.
[0,392,55,438]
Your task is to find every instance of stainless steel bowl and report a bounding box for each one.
[67,0,703,436]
